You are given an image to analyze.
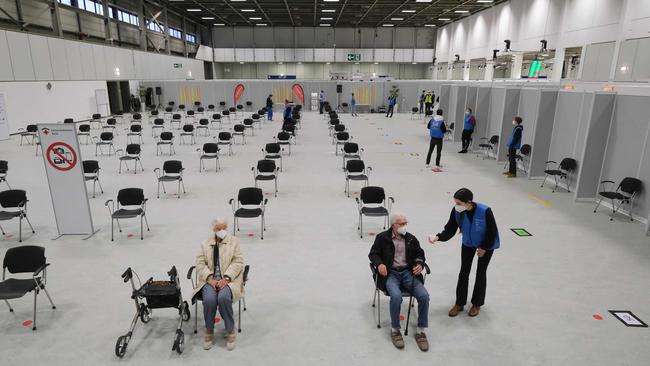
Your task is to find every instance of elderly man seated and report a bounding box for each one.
[368,212,430,351]
[192,217,245,351]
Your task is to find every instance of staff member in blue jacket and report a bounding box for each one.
[459,107,476,153]
[385,95,396,118]
[425,109,447,172]
[266,94,274,121]
[505,116,523,178]
[428,188,500,318]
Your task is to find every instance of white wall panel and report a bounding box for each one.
[78,44,95,80]
[0,31,14,81]
[375,49,394,62]
[314,48,334,62]
[92,45,107,80]
[28,35,53,81]
[48,38,70,81]
[64,41,83,80]
[6,31,35,81]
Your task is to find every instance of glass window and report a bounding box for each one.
[168,27,182,39]
[186,33,197,44]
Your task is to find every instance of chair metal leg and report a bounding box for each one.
[140,215,144,240]
[116,219,123,233]
[143,214,150,231]
[593,197,603,213]
[24,215,35,233]
[41,286,56,309]
[243,297,247,311]
[377,290,381,328]
[4,299,13,312]
[32,289,37,330]
[238,299,242,333]
[19,216,22,242]
[111,218,114,241]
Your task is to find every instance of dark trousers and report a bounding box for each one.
[508,147,517,174]
[426,137,443,166]
[419,102,424,113]
[456,245,494,307]
[461,129,473,150]
[425,103,432,113]
[319,102,324,114]
[386,105,394,117]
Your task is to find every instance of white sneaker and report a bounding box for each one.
[226,331,236,351]
[203,331,214,350]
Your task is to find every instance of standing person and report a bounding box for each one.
[419,90,425,114]
[428,188,500,318]
[350,92,358,117]
[368,212,430,352]
[386,95,396,118]
[432,96,440,115]
[192,217,245,351]
[266,94,274,121]
[424,91,433,114]
[505,116,523,178]
[459,107,476,153]
[283,100,293,123]
[319,90,325,114]
[425,109,447,172]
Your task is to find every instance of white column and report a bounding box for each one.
[484,61,495,81]
[509,52,523,79]
[550,48,565,82]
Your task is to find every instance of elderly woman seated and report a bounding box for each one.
[192,217,245,351]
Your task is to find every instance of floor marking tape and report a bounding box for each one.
[528,194,552,207]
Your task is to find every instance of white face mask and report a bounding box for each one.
[396,225,408,235]
[455,205,467,213]
[215,229,228,239]
[465,111,470,115]
[512,120,517,126]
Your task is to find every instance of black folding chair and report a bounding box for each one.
[103,118,117,134]
[171,114,182,130]
[156,131,175,156]
[232,124,246,145]
[127,124,144,144]
[105,188,150,241]
[332,124,346,144]
[219,101,227,111]
[199,143,220,173]
[477,135,499,160]
[355,186,394,238]
[252,160,279,197]
[275,132,292,155]
[94,132,115,156]
[282,124,297,144]
[222,110,232,124]
[229,188,268,239]
[1,246,56,331]
[187,265,250,334]
[197,118,210,136]
[251,114,261,129]
[540,157,577,193]
[90,113,103,129]
[180,124,196,145]
[328,118,340,136]
[370,262,430,335]
[410,107,419,119]
[0,160,10,189]
[154,160,186,199]
[334,132,351,155]
[82,160,103,198]
[0,189,35,242]
[262,143,283,172]
[117,144,144,174]
[217,132,234,155]
[594,178,643,221]
[210,114,222,130]
[345,160,371,197]
[130,113,142,124]
[185,110,196,124]
[78,124,91,145]
[243,118,255,136]
[341,142,363,170]
[19,125,38,146]
[207,104,215,112]
[152,118,165,137]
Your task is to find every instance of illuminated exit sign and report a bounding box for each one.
[528,60,543,78]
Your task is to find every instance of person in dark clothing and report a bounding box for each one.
[419,90,425,114]
[266,94,274,121]
[283,100,292,122]
[429,188,500,318]
[368,212,429,352]
[426,109,447,171]
[385,95,396,118]
[459,107,476,153]
[319,90,325,114]
[505,116,523,177]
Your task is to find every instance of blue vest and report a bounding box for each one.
[283,107,291,119]
[463,114,474,131]
[428,118,444,139]
[508,125,523,150]
[454,203,500,250]
[389,96,396,106]
[351,97,356,106]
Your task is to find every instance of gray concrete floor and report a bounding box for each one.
[0,111,649,366]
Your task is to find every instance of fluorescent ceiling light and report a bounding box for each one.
[382,24,394,27]
[374,62,379,65]
[278,62,283,64]
[231,0,247,2]
[477,0,494,3]
[415,0,432,2]
[320,17,333,20]
[201,17,215,20]
[326,62,331,65]
[322,9,335,12]
[320,24,331,27]
[241,9,255,12]
[412,62,417,64]
[323,0,340,2]
[401,10,416,13]
[187,9,201,12]
[391,17,404,21]
[438,17,451,20]
[249,17,262,20]
[256,23,267,26]
[213,23,225,26]
[455,10,469,13]
[424,24,436,27]
[239,62,245,64]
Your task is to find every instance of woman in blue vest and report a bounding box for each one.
[385,95,396,118]
[459,107,476,153]
[429,188,500,317]
[425,109,447,172]
[505,116,524,178]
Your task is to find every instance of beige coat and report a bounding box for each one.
[191,233,245,303]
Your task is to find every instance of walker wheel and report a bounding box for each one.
[139,304,151,323]
[115,335,129,358]
[173,330,185,354]
[181,301,191,321]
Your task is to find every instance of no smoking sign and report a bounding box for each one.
[46,142,78,171]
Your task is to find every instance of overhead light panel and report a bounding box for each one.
[320,24,331,27]
[322,9,335,12]
[415,0,433,2]
[241,9,255,12]
[391,17,404,21]
[401,10,416,13]
[187,9,201,12]
[424,24,436,27]
[201,17,215,20]
[455,10,469,13]
[382,24,394,27]
[249,17,262,20]
[256,23,267,26]
[439,17,451,20]
[323,0,340,2]
[213,23,225,26]
[320,17,333,20]
[477,0,494,3]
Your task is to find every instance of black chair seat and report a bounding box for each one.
[84,176,97,181]
[255,175,276,181]
[599,192,628,200]
[344,154,361,160]
[361,206,389,216]
[0,278,39,300]
[112,208,143,219]
[235,208,263,218]
[201,154,218,160]
[544,169,565,176]
[0,210,22,220]
[120,156,139,161]
[348,174,368,181]
[478,144,492,148]
[159,176,181,182]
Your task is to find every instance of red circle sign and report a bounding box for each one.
[46,142,78,171]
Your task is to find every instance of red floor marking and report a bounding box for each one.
[593,314,603,320]
[214,317,221,324]
[6,234,13,238]
[127,233,134,238]
[368,232,376,236]
[399,315,405,321]
[22,320,32,327]
[248,233,254,237]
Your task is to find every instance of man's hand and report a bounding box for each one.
[428,234,439,244]
[216,278,229,290]
[412,264,423,275]
[377,264,388,277]
[476,248,486,258]
[207,276,219,289]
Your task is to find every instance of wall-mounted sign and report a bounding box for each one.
[173,63,183,69]
[347,53,361,62]
[268,75,296,80]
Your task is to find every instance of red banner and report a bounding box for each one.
[234,84,245,104]
[291,84,304,105]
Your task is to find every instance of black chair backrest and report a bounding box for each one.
[258,109,265,115]
[559,157,577,171]
[106,118,116,125]
[151,110,159,116]
[520,144,532,156]
[489,135,499,144]
[219,132,231,140]
[238,187,263,205]
[346,159,365,173]
[265,143,280,154]
[165,107,173,112]
[257,159,276,173]
[187,110,195,116]
[0,160,7,173]
[237,105,243,109]
[163,160,183,174]
[212,114,221,120]
[64,118,74,124]
[79,124,90,132]
[199,118,209,125]
[336,132,350,140]
[283,124,296,133]
[343,142,359,154]
[183,124,195,132]
[154,118,164,125]
[173,113,182,120]
[360,186,386,204]
[208,104,215,109]
[130,124,142,132]
[0,189,27,208]
[244,118,253,125]
[178,104,186,110]
[160,131,173,141]
[222,110,230,116]
[449,122,455,130]
[3,245,45,274]
[330,118,340,126]
[168,101,175,106]
[100,132,113,141]
[229,107,236,112]
[341,102,349,107]
[194,101,201,106]
[92,113,101,120]
[26,124,37,132]
[619,177,643,195]
[203,143,219,154]
[197,107,204,112]
[412,107,419,112]
[117,188,144,206]
[246,101,252,106]
[277,131,290,141]
[252,114,259,119]
[220,101,226,106]
[133,113,142,120]
[126,144,141,155]
[82,160,99,173]
[334,124,346,132]
[234,124,245,132]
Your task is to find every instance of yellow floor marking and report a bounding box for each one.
[528,194,552,207]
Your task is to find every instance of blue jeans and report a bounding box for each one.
[202,284,234,332]
[351,104,356,115]
[267,108,273,121]
[385,269,429,329]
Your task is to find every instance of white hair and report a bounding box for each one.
[212,216,228,227]
[390,212,407,226]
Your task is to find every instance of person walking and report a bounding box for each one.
[350,92,358,117]
[386,95,396,118]
[505,116,523,178]
[266,94,273,121]
[319,90,325,114]
[459,107,476,153]
[425,109,447,172]
[419,90,425,114]
[428,188,500,318]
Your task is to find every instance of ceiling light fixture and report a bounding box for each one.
[415,0,433,3]
[391,17,404,21]
[187,9,201,12]
[320,24,331,27]
[201,17,215,20]
[213,23,225,26]
[455,10,469,13]
[256,23,267,26]
[249,17,262,20]
[477,0,494,3]
[424,24,436,27]
[241,9,255,12]
[382,24,394,27]
[439,17,451,21]
[323,0,340,2]
[322,9,335,12]
[320,17,333,20]
[401,10,416,13]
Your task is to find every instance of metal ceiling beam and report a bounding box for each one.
[355,0,380,26]
[313,0,317,26]
[282,0,294,27]
[251,0,274,27]
[219,0,251,25]
[333,0,348,27]
[396,0,443,27]
[189,0,231,25]
[375,0,410,27]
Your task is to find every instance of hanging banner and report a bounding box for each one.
[234,84,245,104]
[0,94,9,141]
[291,84,305,105]
[38,124,95,237]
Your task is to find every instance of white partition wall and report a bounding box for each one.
[474,86,491,141]
[451,85,467,142]
[516,88,540,154]
[496,88,521,162]
[439,84,451,120]
[528,90,559,178]
[488,87,506,142]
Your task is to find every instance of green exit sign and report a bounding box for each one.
[347,53,361,62]
[173,63,183,69]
